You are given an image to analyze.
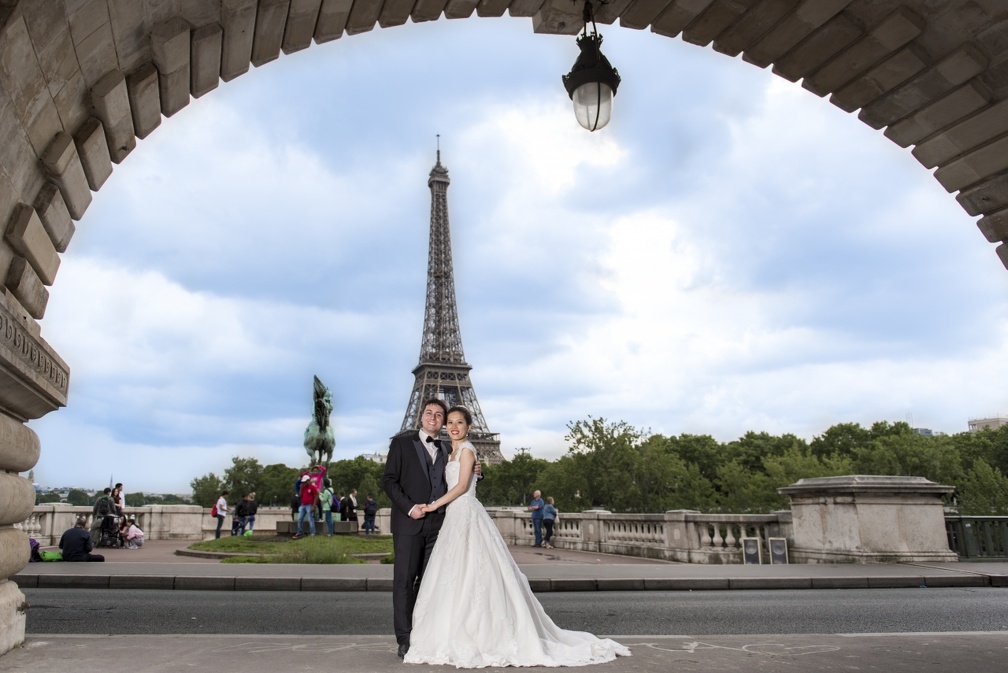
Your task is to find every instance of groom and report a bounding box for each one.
[382,398,451,659]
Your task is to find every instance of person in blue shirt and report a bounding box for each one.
[542,497,558,548]
[528,490,545,547]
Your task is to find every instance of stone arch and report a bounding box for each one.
[2,0,1008,653]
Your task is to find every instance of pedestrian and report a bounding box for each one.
[90,487,116,541]
[59,515,105,562]
[362,493,378,534]
[542,497,558,548]
[529,489,545,547]
[124,517,144,549]
[112,482,125,516]
[214,490,229,539]
[341,488,358,527]
[321,479,336,536]
[293,475,319,539]
[231,495,246,536]
[243,492,258,534]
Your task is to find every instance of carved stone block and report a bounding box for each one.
[5,204,59,286]
[73,117,113,191]
[39,132,91,221]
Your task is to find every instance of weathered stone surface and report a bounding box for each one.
[475,0,511,19]
[0,575,26,652]
[68,11,117,87]
[997,242,1008,270]
[151,18,191,117]
[5,204,59,285]
[744,0,854,68]
[251,0,289,66]
[774,14,861,84]
[651,0,715,39]
[126,62,161,139]
[4,255,48,319]
[346,0,381,34]
[779,476,956,563]
[378,0,413,27]
[0,291,69,418]
[39,132,91,221]
[935,127,1008,193]
[445,0,479,20]
[831,46,926,112]
[682,0,750,48]
[315,0,352,43]
[912,98,1008,169]
[802,8,924,96]
[0,411,39,473]
[73,116,113,191]
[859,44,988,130]
[978,206,1008,243]
[107,0,149,73]
[886,81,990,148]
[32,183,74,253]
[713,0,794,57]
[957,172,1008,217]
[90,70,135,164]
[221,0,256,82]
[191,23,223,98]
[282,0,322,54]
[0,472,33,527]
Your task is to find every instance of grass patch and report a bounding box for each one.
[189,534,394,564]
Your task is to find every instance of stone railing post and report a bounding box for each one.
[779,475,957,563]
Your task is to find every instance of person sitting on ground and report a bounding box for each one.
[60,515,105,562]
[124,518,144,549]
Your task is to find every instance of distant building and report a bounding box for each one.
[360,451,387,464]
[912,427,946,437]
[968,417,1008,432]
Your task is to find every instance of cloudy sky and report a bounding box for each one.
[26,17,1008,494]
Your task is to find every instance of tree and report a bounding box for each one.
[35,491,60,504]
[809,422,872,460]
[957,459,1008,515]
[258,463,300,507]
[125,492,145,507]
[65,488,89,506]
[479,449,550,506]
[190,473,224,508]
[224,455,264,499]
[565,417,645,509]
[714,460,776,513]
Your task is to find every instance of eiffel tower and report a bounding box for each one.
[396,147,503,465]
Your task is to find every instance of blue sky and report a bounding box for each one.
[26,17,1008,494]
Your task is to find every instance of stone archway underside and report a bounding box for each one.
[2,0,1008,654]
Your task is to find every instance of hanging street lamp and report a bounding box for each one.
[562,1,621,132]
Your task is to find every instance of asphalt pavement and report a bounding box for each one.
[5,539,1008,672]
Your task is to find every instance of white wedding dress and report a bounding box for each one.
[404,443,631,668]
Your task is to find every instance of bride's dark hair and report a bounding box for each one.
[447,405,473,426]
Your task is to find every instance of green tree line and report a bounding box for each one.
[189,418,1008,515]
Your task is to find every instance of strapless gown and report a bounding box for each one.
[403,443,631,668]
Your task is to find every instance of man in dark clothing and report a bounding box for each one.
[90,487,116,540]
[60,516,105,562]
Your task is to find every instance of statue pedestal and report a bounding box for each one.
[779,475,957,564]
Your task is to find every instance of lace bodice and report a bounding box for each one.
[445,442,478,497]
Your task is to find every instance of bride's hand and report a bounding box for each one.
[421,503,436,513]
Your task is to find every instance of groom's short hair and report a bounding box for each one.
[422,398,448,420]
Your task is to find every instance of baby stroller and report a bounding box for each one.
[96,514,123,548]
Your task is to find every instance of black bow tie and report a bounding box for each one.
[425,436,438,445]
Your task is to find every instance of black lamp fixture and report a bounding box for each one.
[562,0,621,132]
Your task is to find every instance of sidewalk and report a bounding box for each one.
[12,539,1008,592]
[8,541,1008,673]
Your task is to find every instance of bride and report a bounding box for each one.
[403,406,631,668]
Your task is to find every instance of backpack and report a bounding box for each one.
[96,496,112,516]
[332,494,341,511]
[210,503,218,517]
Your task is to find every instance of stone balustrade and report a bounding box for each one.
[489,508,793,564]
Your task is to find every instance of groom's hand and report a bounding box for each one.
[409,504,426,519]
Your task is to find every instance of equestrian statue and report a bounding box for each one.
[303,375,335,465]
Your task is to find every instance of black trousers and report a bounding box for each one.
[543,518,555,543]
[391,513,443,647]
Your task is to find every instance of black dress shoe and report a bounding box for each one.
[397,643,409,659]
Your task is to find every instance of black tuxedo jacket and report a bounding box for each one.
[381,431,448,536]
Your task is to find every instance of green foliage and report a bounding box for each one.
[187,418,1008,516]
[258,463,300,507]
[65,488,90,506]
[190,473,224,508]
[35,491,61,504]
[224,455,264,500]
[957,459,1008,515]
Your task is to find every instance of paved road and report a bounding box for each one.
[23,587,1008,635]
